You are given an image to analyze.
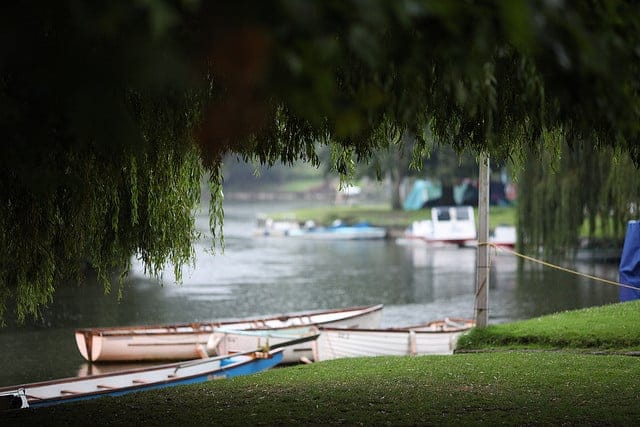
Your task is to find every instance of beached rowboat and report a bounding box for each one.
[316,318,475,361]
[0,334,318,410]
[0,349,281,409]
[75,304,383,363]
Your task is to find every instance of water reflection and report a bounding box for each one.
[0,201,619,387]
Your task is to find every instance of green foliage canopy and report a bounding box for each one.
[2,0,640,322]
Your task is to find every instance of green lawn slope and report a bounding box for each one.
[457,300,640,353]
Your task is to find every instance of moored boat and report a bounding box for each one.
[489,225,517,249]
[75,304,383,362]
[466,225,517,251]
[316,318,475,361]
[253,215,301,237]
[286,220,387,240]
[0,346,288,409]
[398,206,477,246]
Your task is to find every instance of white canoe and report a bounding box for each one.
[316,318,475,361]
[75,304,383,363]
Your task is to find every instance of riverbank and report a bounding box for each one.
[6,301,639,425]
[268,203,517,231]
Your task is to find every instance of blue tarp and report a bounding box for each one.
[618,220,640,302]
[403,180,442,211]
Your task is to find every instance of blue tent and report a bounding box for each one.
[403,180,442,211]
[618,220,640,302]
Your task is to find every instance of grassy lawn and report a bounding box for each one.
[6,301,640,425]
[8,352,638,426]
[457,300,640,352]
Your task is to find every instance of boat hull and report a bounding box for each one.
[286,227,387,240]
[316,319,474,361]
[75,304,383,362]
[398,206,477,246]
[0,349,284,409]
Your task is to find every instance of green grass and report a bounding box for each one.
[6,352,639,425]
[6,301,640,425]
[457,300,640,352]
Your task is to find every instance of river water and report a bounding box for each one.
[0,201,620,387]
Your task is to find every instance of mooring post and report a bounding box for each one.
[475,153,490,327]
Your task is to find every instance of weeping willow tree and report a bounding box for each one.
[2,0,640,323]
[0,91,211,323]
[518,134,640,257]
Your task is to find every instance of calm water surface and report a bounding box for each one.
[0,201,619,386]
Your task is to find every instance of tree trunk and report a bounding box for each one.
[391,173,402,210]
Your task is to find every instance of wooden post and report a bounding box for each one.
[475,153,490,328]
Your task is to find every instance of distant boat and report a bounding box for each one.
[466,225,517,250]
[75,304,384,363]
[0,345,291,409]
[286,220,387,240]
[316,318,475,361]
[489,225,517,249]
[398,206,477,246]
[253,215,301,237]
[253,217,387,240]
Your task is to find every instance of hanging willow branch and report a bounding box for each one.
[0,89,209,324]
[517,137,640,259]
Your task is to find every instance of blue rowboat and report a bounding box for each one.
[0,334,317,410]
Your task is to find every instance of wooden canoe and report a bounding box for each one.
[0,334,318,410]
[316,318,475,361]
[75,304,383,362]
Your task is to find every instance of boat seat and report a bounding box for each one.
[196,344,209,359]
[60,390,81,395]
[252,320,266,328]
[131,379,148,384]
[206,333,224,355]
[96,384,115,389]
[444,318,465,329]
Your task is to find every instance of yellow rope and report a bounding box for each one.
[476,242,640,291]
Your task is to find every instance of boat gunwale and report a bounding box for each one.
[74,304,384,337]
[319,318,475,334]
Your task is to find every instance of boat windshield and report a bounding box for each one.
[455,207,470,220]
